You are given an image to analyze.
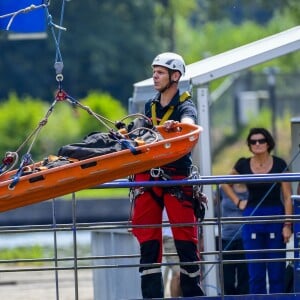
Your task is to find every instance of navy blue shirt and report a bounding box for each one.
[144,90,197,172]
[221,187,248,240]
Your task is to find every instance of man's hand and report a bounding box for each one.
[163,120,179,131]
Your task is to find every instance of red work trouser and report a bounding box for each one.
[131,172,203,298]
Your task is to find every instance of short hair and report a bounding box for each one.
[246,127,275,153]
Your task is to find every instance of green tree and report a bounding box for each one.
[0,92,127,161]
[198,0,285,24]
[0,0,299,106]
[175,10,300,70]
[0,1,160,105]
[61,0,159,105]
[75,91,127,138]
[154,0,198,51]
[285,0,300,20]
[0,94,48,159]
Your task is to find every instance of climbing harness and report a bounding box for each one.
[189,165,208,221]
[151,91,191,126]
[129,165,207,222]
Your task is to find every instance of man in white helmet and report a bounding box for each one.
[131,52,205,298]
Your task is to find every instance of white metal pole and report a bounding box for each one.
[195,86,219,296]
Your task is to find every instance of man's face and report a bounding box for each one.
[152,66,169,91]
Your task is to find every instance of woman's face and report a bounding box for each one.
[249,133,268,154]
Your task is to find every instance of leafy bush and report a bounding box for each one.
[0,92,127,161]
[0,94,47,159]
[0,245,43,264]
[212,109,291,175]
[76,91,127,137]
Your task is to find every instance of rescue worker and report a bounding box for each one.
[131,52,204,298]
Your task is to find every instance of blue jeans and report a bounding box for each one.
[242,206,286,294]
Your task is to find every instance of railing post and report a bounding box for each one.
[196,85,219,295]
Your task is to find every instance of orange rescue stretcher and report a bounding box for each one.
[0,123,202,213]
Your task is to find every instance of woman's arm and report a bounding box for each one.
[221,169,247,210]
[281,181,293,243]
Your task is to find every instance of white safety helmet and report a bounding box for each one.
[152,52,186,76]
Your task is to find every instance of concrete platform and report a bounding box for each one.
[0,267,93,300]
[0,266,298,300]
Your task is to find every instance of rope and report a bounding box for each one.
[16,99,58,154]
[44,1,68,81]
[0,2,49,31]
[118,113,152,125]
[0,2,153,180]
[0,1,67,179]
[0,152,19,174]
[0,98,59,177]
[65,95,115,131]
[8,153,33,190]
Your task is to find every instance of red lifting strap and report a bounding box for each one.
[55,89,68,101]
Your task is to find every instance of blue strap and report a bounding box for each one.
[9,153,32,189]
[109,131,139,155]
[119,139,139,155]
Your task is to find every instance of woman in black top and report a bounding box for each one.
[221,127,292,294]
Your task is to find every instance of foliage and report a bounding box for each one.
[0,245,43,264]
[0,94,47,158]
[176,15,300,73]
[0,1,299,174]
[0,1,159,105]
[154,0,198,51]
[212,109,292,175]
[0,92,127,161]
[61,187,128,200]
[76,91,127,137]
[1,1,299,107]
[260,10,300,72]
[284,0,300,21]
[198,0,286,24]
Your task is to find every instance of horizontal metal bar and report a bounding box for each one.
[96,172,300,188]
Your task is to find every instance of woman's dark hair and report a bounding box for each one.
[246,127,275,153]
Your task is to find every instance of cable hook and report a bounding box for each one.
[54,61,64,82]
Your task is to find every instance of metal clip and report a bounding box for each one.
[150,168,163,178]
[189,164,200,179]
[54,62,64,82]
[129,187,144,203]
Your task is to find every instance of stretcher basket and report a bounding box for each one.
[0,123,202,212]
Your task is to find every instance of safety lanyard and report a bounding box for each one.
[151,91,191,126]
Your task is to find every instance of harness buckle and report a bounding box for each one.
[150,168,171,180]
[150,168,163,178]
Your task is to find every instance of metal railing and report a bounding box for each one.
[0,173,300,299]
